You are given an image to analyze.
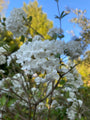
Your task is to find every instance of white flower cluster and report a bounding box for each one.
[66,100,83,120]
[48,28,62,37]
[65,40,83,59]
[6,8,27,37]
[63,65,83,120]
[0,73,28,99]
[8,39,65,80]
[0,47,7,65]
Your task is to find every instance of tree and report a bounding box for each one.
[70,9,90,119]
[70,9,90,47]
[0,0,9,15]
[23,0,53,39]
[70,9,90,84]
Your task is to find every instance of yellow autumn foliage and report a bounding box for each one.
[23,0,53,39]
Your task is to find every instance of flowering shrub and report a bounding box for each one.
[0,1,85,120]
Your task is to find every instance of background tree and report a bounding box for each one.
[70,9,90,119]
[23,0,53,39]
[70,9,90,46]
[0,0,9,16]
[70,9,90,83]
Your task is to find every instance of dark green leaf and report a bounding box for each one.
[1,22,6,26]
[61,13,69,18]
[20,35,25,43]
[7,99,16,107]
[60,80,66,85]
[28,16,32,22]
[28,38,32,42]
[23,16,26,21]
[58,34,64,39]
[55,15,60,19]
[3,17,6,21]
[0,96,7,106]
[60,11,64,18]
[60,11,69,19]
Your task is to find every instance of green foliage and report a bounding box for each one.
[0,96,7,106]
[20,35,25,43]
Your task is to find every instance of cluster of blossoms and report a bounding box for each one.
[6,8,27,37]
[8,38,65,76]
[63,63,83,120]
[0,47,7,65]
[48,27,62,37]
[65,40,83,59]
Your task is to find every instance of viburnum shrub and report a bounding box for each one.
[0,0,85,120]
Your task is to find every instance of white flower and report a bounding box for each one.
[0,55,6,65]
[69,92,75,98]
[51,100,58,107]
[67,98,73,102]
[32,35,42,41]
[0,69,5,73]
[45,69,59,82]
[0,47,6,54]
[37,102,46,111]
[78,100,83,107]
[48,28,62,37]
[6,8,27,37]
[33,73,38,77]
[31,87,39,94]
[65,40,83,59]
[66,109,77,120]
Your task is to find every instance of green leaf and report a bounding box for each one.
[60,11,69,19]
[7,99,16,107]
[62,13,69,18]
[60,11,64,18]
[20,35,25,43]
[28,16,32,22]
[58,34,64,39]
[23,16,26,21]
[1,22,6,26]
[3,17,6,21]
[28,38,32,42]
[53,33,58,40]
[15,113,19,119]
[60,80,66,85]
[55,15,60,19]
[55,53,60,58]
[0,96,7,106]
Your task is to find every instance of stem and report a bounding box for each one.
[47,82,54,120]
[33,105,37,120]
[57,1,62,35]
[28,103,31,120]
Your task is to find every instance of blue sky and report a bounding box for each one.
[6,0,90,42]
